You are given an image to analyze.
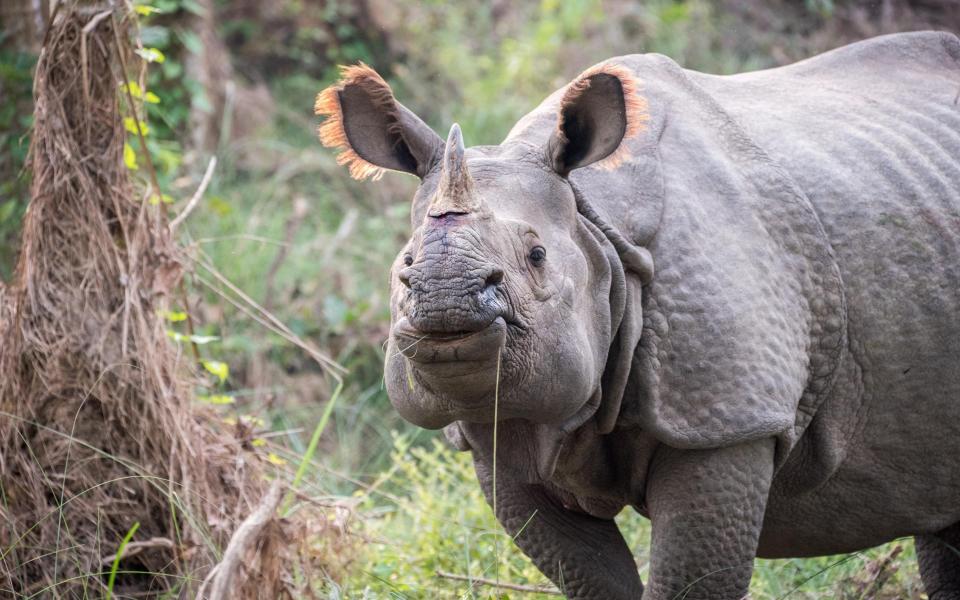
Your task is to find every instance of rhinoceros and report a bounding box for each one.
[316,31,960,599]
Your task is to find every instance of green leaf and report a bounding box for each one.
[207,195,232,216]
[165,330,219,344]
[181,0,204,15]
[134,5,160,16]
[162,310,187,322]
[123,142,138,170]
[120,80,143,98]
[197,394,235,405]
[120,80,159,104]
[139,25,171,46]
[123,117,149,136]
[202,359,229,382]
[178,30,202,54]
[135,47,166,63]
[0,200,18,223]
[161,59,183,79]
[242,414,266,427]
[191,90,212,113]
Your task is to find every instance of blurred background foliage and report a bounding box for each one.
[1,0,956,596]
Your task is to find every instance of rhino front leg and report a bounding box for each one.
[644,438,775,600]
[917,521,960,600]
[473,458,643,599]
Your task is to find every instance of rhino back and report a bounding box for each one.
[695,31,960,415]
[693,32,960,550]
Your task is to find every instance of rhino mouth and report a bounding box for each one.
[392,316,508,364]
[388,314,527,427]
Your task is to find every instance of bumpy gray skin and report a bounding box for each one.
[330,32,960,599]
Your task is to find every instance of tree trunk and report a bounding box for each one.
[186,0,234,156]
[0,0,49,53]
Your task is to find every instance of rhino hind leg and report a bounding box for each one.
[917,522,960,600]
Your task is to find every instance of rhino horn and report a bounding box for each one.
[428,123,484,217]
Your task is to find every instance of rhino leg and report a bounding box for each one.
[917,522,960,600]
[643,438,775,600]
[473,458,643,599]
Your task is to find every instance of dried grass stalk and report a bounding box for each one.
[0,3,307,597]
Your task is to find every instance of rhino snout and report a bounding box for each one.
[399,261,507,335]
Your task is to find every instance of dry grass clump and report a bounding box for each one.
[0,4,322,597]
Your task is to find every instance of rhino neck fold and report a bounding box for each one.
[532,388,603,479]
[570,179,654,286]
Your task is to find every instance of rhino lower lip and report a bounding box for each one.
[392,316,507,364]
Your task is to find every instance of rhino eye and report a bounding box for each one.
[528,246,546,266]
[403,253,414,266]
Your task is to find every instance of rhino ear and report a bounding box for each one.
[316,64,443,180]
[547,64,648,177]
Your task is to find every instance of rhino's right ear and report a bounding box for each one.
[547,63,648,177]
[316,64,443,180]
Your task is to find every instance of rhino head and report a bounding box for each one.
[316,64,651,463]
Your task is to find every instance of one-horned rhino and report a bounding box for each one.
[316,32,960,599]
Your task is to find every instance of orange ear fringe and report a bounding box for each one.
[558,63,649,170]
[315,63,393,181]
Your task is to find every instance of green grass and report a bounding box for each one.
[106,521,140,599]
[283,379,344,516]
[339,438,554,599]
[314,437,920,599]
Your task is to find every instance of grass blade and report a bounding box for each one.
[106,521,140,600]
[282,380,344,515]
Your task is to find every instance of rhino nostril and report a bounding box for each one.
[428,210,469,220]
[484,268,504,288]
[399,267,413,289]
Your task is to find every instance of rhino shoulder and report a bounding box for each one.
[612,54,848,454]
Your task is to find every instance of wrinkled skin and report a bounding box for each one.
[320,32,960,599]
[387,153,613,432]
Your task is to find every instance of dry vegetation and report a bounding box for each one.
[0,5,331,597]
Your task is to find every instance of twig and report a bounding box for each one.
[169,156,217,232]
[178,280,201,364]
[262,196,308,313]
[99,537,175,566]
[167,153,219,365]
[191,257,345,376]
[854,544,902,600]
[80,9,112,116]
[202,482,283,600]
[435,570,561,596]
[192,234,289,247]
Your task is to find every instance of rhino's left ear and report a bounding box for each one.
[316,63,443,180]
[547,63,648,176]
